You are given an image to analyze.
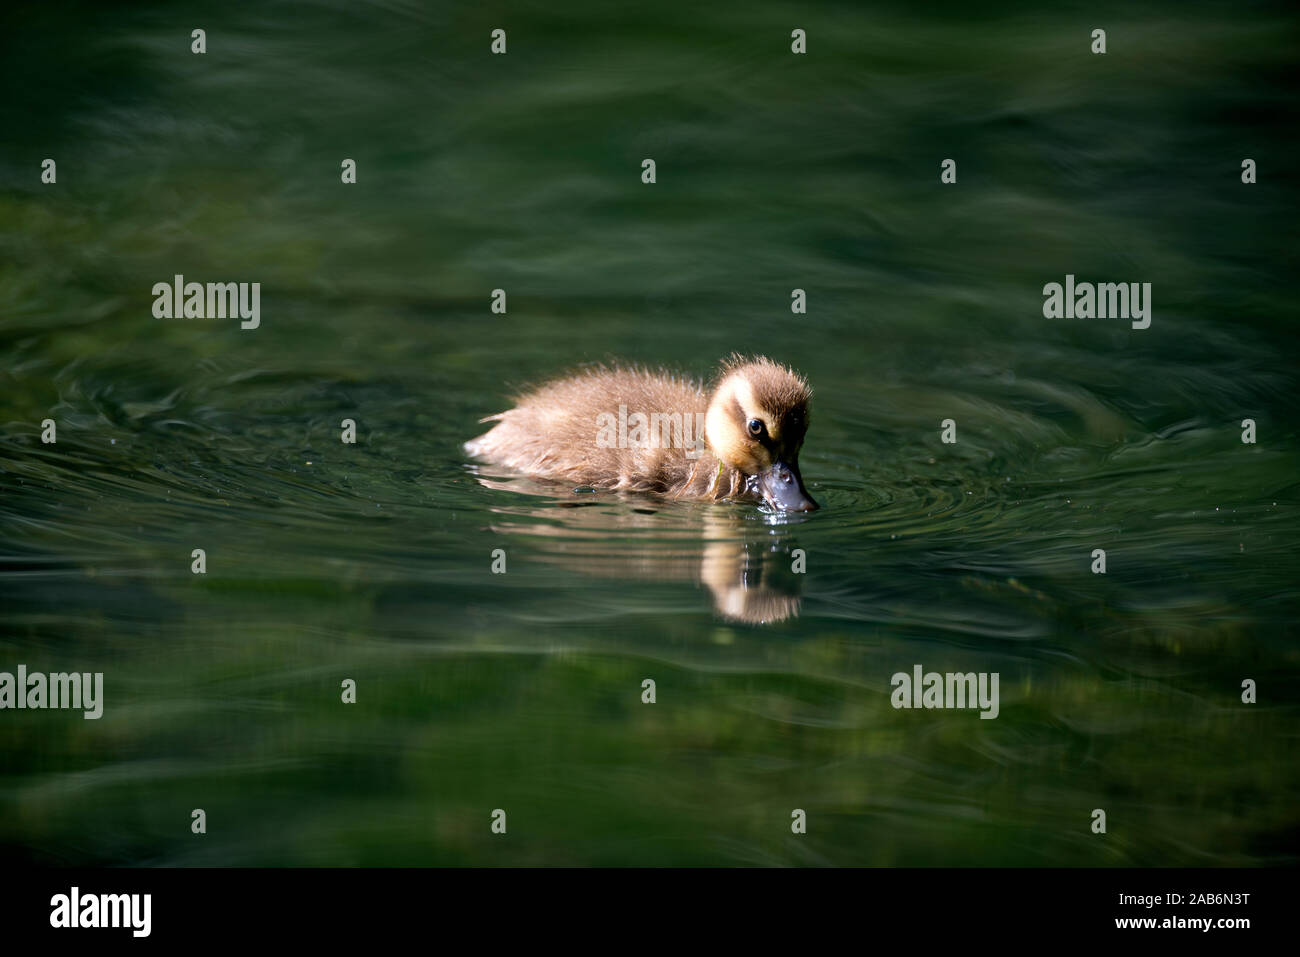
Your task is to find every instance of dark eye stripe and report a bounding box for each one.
[727,394,745,426]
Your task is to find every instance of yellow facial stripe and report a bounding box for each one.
[731,376,779,439]
[732,376,758,419]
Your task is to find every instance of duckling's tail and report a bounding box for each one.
[464,412,509,458]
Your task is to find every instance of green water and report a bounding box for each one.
[2,1,1298,866]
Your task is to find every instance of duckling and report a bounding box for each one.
[465,355,818,512]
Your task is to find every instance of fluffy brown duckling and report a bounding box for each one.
[465,355,818,512]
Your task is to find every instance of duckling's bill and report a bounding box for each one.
[755,460,818,512]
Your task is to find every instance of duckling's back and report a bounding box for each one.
[465,366,711,493]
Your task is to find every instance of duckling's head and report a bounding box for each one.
[705,356,818,512]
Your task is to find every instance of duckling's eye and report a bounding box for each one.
[747,418,765,437]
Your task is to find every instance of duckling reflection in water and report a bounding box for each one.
[465,355,818,513]
[466,487,807,625]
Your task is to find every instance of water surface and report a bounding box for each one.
[1,0,1298,865]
